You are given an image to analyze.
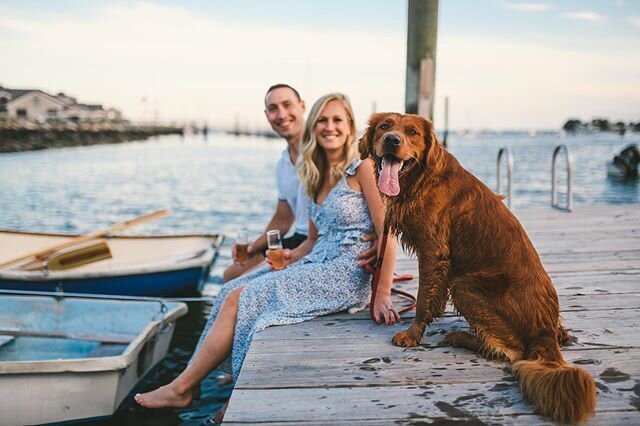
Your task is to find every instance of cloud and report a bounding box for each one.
[562,11,606,22]
[1,2,638,130]
[0,2,406,127]
[435,35,640,129]
[0,16,40,32]
[629,16,640,28]
[503,2,552,12]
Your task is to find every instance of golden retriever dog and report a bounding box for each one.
[359,113,596,423]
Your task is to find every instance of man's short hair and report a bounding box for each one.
[265,84,301,103]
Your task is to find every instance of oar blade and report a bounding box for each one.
[21,240,113,271]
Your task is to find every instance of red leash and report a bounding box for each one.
[369,232,417,321]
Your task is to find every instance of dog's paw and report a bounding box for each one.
[392,330,421,347]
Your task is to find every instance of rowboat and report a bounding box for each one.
[0,292,188,425]
[0,230,224,296]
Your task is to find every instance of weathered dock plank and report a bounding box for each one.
[226,386,637,424]
[238,347,640,389]
[224,205,640,425]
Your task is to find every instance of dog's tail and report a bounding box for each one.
[512,335,596,423]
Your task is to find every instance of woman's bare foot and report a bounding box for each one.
[215,374,233,387]
[134,383,194,409]
[210,401,229,424]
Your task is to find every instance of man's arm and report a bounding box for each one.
[356,232,378,268]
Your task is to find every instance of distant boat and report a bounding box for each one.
[0,231,223,296]
[607,144,640,180]
[0,292,188,425]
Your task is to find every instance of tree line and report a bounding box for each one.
[563,118,639,134]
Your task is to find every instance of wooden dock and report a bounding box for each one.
[224,204,640,425]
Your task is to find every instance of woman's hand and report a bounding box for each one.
[372,292,400,325]
[266,249,293,270]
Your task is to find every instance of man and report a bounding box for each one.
[223,84,376,282]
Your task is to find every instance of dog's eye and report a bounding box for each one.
[380,123,389,130]
[408,129,418,136]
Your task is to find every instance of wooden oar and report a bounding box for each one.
[0,208,171,270]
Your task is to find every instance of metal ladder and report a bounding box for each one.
[551,144,573,212]
[497,145,574,211]
[497,147,514,208]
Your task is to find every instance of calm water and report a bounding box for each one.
[446,132,640,209]
[0,131,638,424]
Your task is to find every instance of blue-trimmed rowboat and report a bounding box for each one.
[0,230,224,296]
[0,292,188,425]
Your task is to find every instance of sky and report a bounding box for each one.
[1,0,639,131]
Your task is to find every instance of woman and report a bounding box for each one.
[135,93,398,411]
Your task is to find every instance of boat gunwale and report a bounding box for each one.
[0,248,215,281]
[0,229,223,240]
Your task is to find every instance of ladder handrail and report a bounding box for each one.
[497,147,514,208]
[551,144,573,212]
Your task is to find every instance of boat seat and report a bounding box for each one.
[0,335,15,349]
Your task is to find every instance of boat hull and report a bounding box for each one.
[0,264,210,296]
[0,231,223,296]
[0,295,188,425]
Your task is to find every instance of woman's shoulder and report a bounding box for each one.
[344,158,362,176]
[353,157,375,178]
[346,157,374,176]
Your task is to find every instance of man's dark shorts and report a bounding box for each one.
[283,232,307,249]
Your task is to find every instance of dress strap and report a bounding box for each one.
[345,158,363,176]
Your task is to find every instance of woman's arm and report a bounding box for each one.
[357,158,399,325]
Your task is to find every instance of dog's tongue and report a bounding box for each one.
[378,157,401,196]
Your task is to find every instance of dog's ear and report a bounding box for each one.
[423,118,444,172]
[359,113,384,160]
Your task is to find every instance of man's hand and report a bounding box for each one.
[356,232,378,268]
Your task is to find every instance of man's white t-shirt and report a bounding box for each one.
[276,148,309,236]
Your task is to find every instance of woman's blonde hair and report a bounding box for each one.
[298,93,358,199]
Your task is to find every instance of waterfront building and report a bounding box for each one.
[0,86,122,122]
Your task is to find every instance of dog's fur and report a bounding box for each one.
[359,113,596,423]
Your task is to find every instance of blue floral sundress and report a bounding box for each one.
[193,159,373,379]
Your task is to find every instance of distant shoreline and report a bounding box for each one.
[2,123,637,154]
[0,123,183,153]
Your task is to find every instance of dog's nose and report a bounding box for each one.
[383,134,401,149]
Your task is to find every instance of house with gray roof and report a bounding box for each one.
[0,86,121,122]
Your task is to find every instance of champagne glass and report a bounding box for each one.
[266,229,284,270]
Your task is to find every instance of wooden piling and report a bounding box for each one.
[405,0,439,121]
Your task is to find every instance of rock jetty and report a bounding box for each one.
[0,121,183,153]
